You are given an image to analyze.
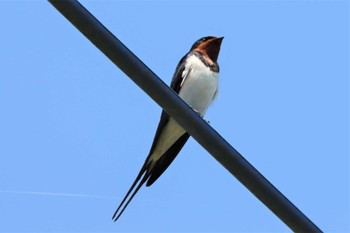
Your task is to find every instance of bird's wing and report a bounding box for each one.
[170,52,191,92]
[112,52,192,222]
[146,52,190,155]
[144,52,192,186]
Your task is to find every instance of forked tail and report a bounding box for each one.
[112,162,152,222]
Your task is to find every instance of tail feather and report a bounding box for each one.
[112,163,152,222]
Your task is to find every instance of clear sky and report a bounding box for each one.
[0,1,348,232]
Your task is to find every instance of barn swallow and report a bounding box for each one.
[112,36,223,222]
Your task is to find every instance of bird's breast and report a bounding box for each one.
[179,55,219,116]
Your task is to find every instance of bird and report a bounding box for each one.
[112,36,224,222]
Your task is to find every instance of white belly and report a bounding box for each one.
[178,55,219,116]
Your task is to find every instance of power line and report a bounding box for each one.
[48,1,322,232]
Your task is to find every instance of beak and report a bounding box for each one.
[213,36,224,44]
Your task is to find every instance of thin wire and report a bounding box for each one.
[47,1,322,232]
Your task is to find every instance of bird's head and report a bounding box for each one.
[190,36,224,62]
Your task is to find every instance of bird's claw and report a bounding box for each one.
[190,106,210,124]
[190,106,201,116]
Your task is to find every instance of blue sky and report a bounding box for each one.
[0,1,348,232]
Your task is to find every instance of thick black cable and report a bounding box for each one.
[48,1,322,232]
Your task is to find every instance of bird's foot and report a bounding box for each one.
[189,106,210,124]
[190,106,201,116]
